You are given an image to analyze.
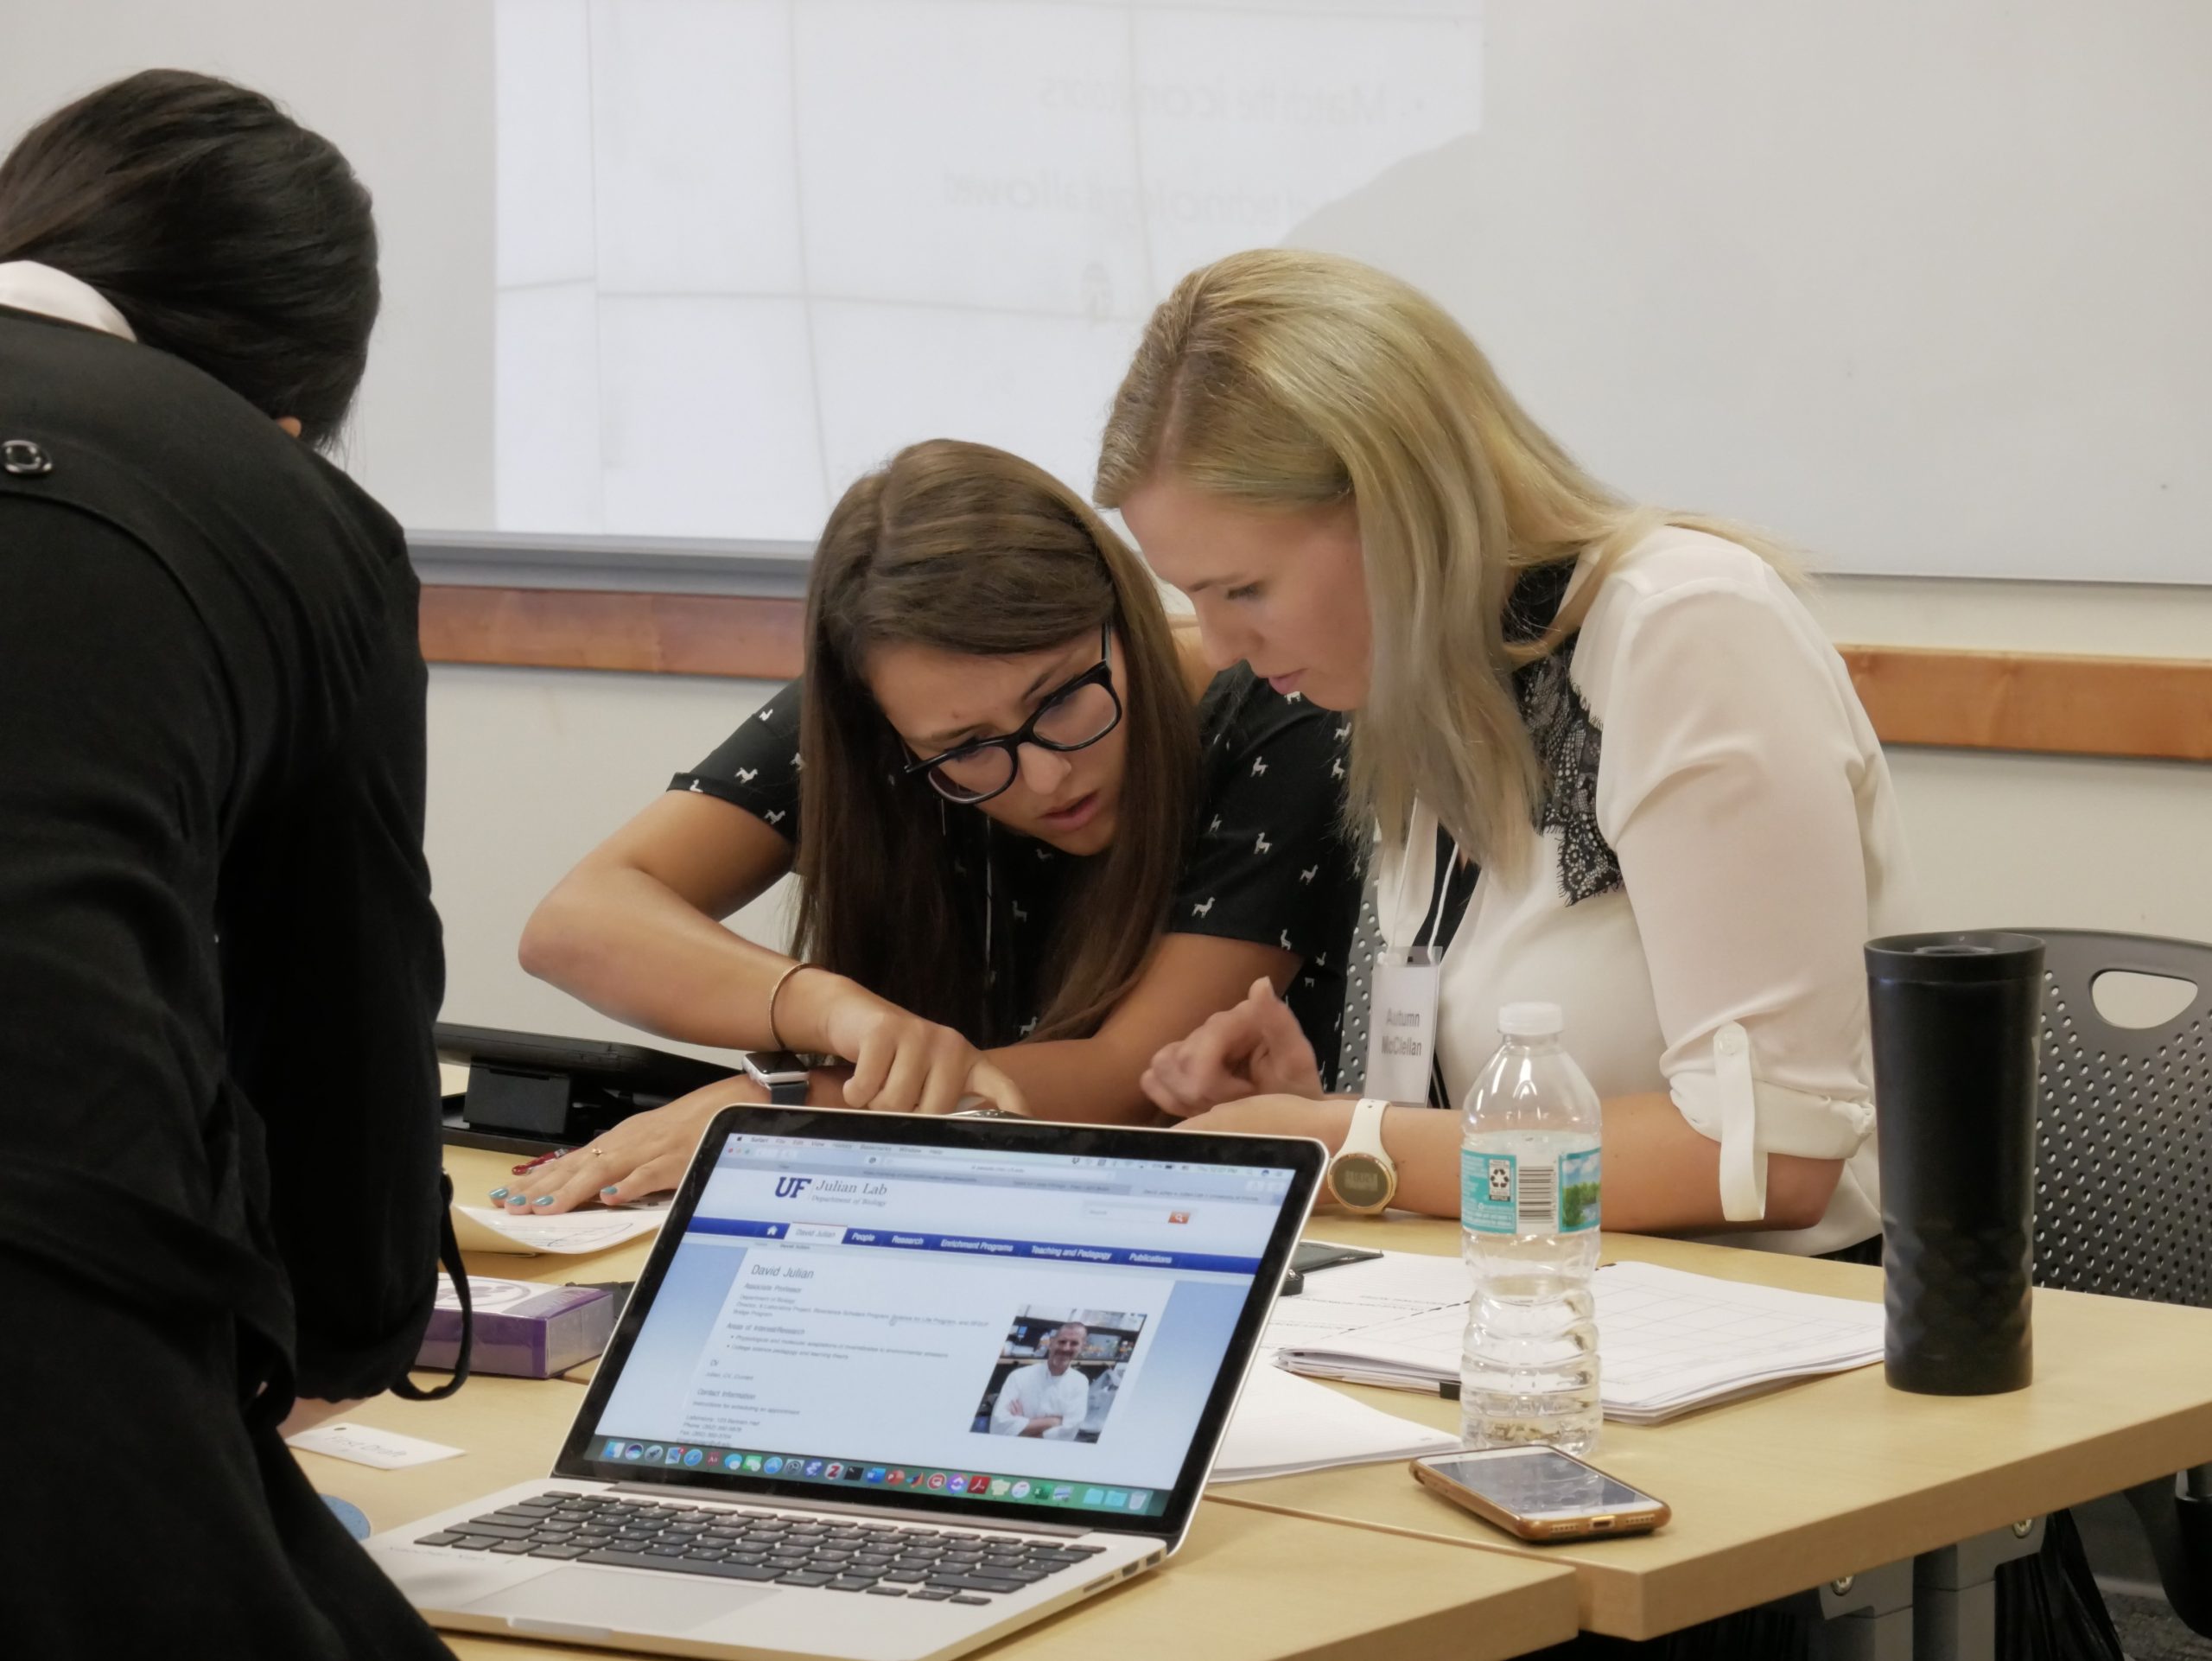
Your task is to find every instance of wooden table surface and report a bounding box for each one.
[428,1147,2212,1643]
[1211,1208,2212,1639]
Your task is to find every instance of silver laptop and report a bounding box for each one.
[365,1106,1324,1660]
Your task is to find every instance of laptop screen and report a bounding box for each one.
[556,1111,1320,1537]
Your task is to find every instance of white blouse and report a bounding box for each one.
[1378,527,1917,1255]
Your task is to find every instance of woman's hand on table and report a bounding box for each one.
[487,1073,768,1214]
[1141,977,1325,1117]
[805,976,1027,1117]
[482,987,1031,1215]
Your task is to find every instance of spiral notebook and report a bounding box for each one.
[1274,1255,1885,1424]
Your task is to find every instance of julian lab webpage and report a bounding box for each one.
[592,1136,1293,1518]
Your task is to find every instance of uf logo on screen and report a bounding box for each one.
[774,1176,813,1199]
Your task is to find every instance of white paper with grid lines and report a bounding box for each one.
[1278,1258,1885,1423]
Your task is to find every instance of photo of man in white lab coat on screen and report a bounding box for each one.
[975,1307,1146,1443]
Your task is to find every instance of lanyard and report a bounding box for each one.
[1382,800,1460,961]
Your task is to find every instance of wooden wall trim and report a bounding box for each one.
[420,585,804,680]
[1838,644,2212,764]
[419,586,2212,763]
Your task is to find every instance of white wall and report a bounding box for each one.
[0,0,494,529]
[424,663,793,1056]
[427,576,2212,1046]
[1802,576,2212,946]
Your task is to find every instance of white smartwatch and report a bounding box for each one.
[1325,1098,1398,1214]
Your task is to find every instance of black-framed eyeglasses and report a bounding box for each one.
[903,623,1122,805]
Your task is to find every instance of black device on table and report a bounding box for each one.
[437,1022,730,1153]
[1279,1240,1385,1296]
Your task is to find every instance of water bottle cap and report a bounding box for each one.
[1497,1001,1563,1037]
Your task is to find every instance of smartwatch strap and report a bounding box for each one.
[1343,1097,1394,1165]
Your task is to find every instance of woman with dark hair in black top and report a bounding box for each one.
[508,438,1359,1213]
[0,71,451,1657]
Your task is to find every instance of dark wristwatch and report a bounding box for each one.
[741,1049,813,1105]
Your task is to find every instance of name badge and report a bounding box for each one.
[1364,946,1440,1104]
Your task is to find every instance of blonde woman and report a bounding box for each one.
[1105,249,1914,1258]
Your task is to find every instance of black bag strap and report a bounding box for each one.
[391,1172,472,1401]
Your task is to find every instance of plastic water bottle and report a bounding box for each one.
[1459,1002,1603,1453]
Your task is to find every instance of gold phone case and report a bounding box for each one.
[1410,1455,1671,1542]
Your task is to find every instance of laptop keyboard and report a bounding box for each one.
[414,1492,1110,1604]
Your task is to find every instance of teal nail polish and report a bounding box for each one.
[488,1187,509,1200]
[601,1185,620,1195]
[533,1195,556,1207]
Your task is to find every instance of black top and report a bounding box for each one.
[674,667,1361,1077]
[0,305,446,1404]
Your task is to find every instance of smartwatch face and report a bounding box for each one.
[1328,1152,1394,1211]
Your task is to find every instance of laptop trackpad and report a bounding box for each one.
[460,1567,775,1633]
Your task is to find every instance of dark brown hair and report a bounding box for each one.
[797,440,1198,1044]
[0,69,378,448]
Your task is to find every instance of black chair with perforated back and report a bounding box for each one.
[2023,927,2212,1638]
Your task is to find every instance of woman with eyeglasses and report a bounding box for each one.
[505,438,1359,1212]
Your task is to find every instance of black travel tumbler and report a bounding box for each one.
[1865,930,2044,1395]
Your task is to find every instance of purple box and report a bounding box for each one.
[416,1276,617,1379]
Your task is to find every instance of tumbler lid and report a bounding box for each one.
[1865,931,2045,983]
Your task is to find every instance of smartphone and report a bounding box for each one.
[1410,1447,1670,1541]
[1280,1241,1386,1296]
[1292,1242,1385,1276]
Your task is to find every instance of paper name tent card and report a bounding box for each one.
[1280,1259,1885,1424]
[1210,1360,1459,1483]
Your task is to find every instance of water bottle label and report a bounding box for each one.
[1559,1148,1602,1232]
[1462,1149,1521,1235]
[1462,1147,1603,1235]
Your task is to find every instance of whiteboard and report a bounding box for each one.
[1313,1,2212,584]
[7,1,2209,583]
[490,0,1484,547]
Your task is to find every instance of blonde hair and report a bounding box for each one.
[1096,248,1790,874]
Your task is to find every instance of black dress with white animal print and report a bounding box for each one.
[673,665,1360,1080]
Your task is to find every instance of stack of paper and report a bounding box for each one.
[1211,1360,1459,1482]
[451,1203,666,1257]
[1585,1263,1885,1422]
[1276,1255,1885,1424]
[1262,1247,1472,1352]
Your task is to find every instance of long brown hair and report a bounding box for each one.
[796,440,1198,1044]
[1096,249,1789,875]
